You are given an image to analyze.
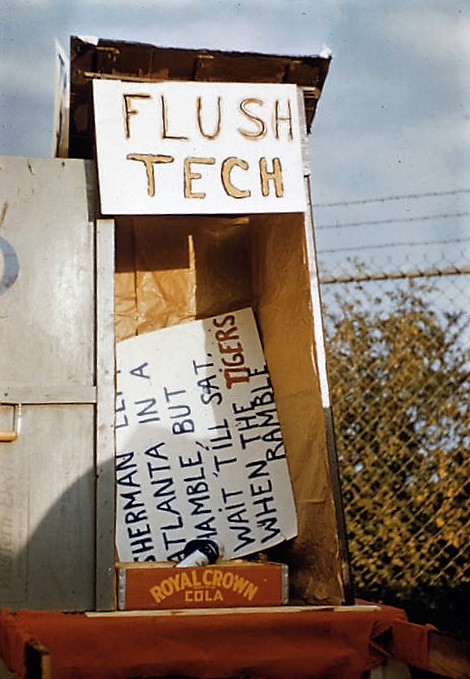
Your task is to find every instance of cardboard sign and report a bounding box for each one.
[115,308,297,562]
[93,80,306,215]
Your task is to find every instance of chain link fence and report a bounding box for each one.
[319,250,469,638]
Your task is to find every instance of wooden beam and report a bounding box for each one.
[428,631,470,679]
[25,642,51,679]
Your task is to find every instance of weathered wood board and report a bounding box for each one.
[0,157,114,611]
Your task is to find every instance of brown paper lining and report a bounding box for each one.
[114,212,343,604]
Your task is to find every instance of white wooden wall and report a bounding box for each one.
[0,157,115,611]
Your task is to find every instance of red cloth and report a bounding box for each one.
[0,605,411,679]
[391,619,436,670]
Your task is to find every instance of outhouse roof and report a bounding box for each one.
[69,36,331,159]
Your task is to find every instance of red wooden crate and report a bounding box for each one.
[117,560,288,610]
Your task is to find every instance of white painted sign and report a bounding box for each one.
[115,308,298,563]
[93,80,306,215]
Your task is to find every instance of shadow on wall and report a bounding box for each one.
[0,410,297,613]
[0,451,99,612]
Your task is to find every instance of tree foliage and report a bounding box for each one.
[325,280,469,636]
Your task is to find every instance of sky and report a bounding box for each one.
[0,0,469,276]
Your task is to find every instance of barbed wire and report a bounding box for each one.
[319,236,470,254]
[320,263,470,284]
[314,188,470,208]
[316,211,470,230]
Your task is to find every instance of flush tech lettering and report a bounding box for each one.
[93,80,305,213]
[123,90,293,201]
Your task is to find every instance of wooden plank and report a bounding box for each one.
[95,218,116,611]
[428,631,470,679]
[297,91,354,604]
[296,90,329,411]
[369,659,412,679]
[23,404,95,610]
[86,604,380,619]
[0,659,17,679]
[0,157,97,611]
[25,642,51,679]
[0,157,95,387]
[0,385,96,404]
[2,412,95,611]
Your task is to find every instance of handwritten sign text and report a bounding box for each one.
[93,81,306,214]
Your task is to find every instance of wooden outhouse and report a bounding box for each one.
[0,37,353,613]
